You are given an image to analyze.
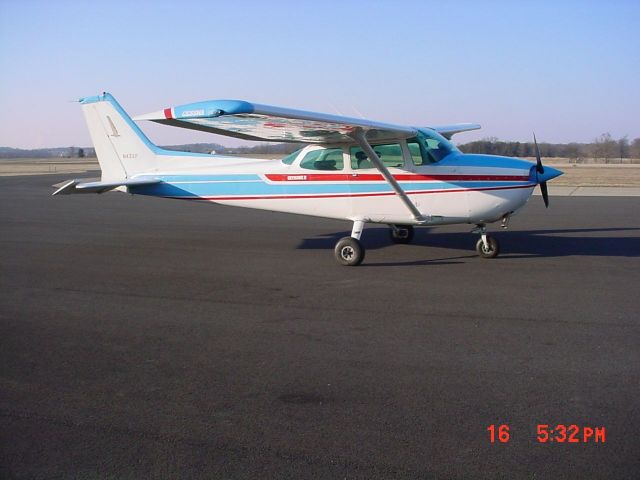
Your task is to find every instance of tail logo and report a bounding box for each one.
[106,116,120,137]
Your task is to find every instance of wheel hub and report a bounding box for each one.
[341,246,354,259]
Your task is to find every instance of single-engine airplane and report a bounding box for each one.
[54,93,562,266]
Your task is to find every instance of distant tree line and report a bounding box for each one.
[2,133,639,160]
[225,142,303,155]
[458,133,640,161]
[0,146,95,158]
[160,142,303,155]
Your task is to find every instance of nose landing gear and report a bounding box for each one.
[473,224,500,259]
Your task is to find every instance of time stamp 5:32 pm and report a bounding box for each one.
[487,424,606,444]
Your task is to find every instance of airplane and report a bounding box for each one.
[53,92,563,266]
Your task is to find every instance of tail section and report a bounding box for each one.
[80,93,159,181]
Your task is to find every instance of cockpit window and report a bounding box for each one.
[408,129,459,165]
[281,148,303,165]
[299,148,344,170]
[350,143,404,170]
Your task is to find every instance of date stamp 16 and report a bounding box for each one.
[487,424,606,444]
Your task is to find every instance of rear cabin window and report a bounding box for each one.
[350,143,404,170]
[299,148,344,170]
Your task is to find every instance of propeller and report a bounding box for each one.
[533,133,549,208]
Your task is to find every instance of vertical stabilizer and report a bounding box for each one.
[80,93,159,181]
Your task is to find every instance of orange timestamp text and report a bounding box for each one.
[487,424,606,444]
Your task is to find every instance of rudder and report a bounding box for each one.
[80,93,158,181]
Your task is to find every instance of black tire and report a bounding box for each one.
[476,236,500,259]
[334,236,365,266]
[389,225,414,244]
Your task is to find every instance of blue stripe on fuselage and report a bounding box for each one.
[130,174,531,198]
[442,153,534,170]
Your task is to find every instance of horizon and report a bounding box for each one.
[1,0,639,149]
[2,133,637,153]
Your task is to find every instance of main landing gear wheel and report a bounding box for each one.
[389,225,414,244]
[334,236,365,266]
[476,236,500,259]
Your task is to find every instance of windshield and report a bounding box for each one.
[411,129,459,164]
[281,148,303,165]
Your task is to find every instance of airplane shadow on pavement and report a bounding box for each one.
[297,227,640,259]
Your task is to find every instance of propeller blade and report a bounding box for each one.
[533,133,544,174]
[540,181,549,208]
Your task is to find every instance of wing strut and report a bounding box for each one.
[350,128,427,223]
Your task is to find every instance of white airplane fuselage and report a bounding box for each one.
[128,147,546,227]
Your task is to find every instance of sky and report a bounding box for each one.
[0,0,639,149]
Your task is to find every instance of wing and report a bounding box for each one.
[134,100,419,144]
[430,123,481,139]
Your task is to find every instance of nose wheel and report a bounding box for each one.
[475,234,500,258]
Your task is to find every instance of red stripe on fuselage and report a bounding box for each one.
[264,173,530,182]
[163,108,173,119]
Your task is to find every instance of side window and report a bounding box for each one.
[408,137,439,165]
[408,132,454,165]
[299,148,344,171]
[407,141,423,166]
[350,143,404,170]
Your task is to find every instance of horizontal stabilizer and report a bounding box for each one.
[52,178,160,195]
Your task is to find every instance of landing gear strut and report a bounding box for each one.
[334,220,366,266]
[389,224,414,244]
[474,224,500,259]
